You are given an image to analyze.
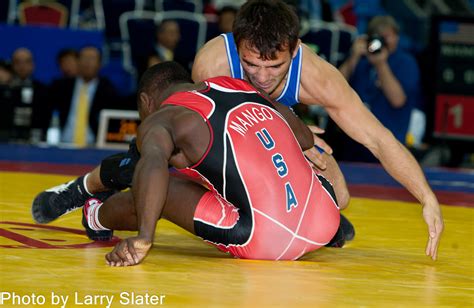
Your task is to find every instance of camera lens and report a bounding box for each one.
[367,35,386,54]
[368,38,383,53]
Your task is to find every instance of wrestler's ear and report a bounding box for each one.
[292,39,301,59]
[139,92,154,114]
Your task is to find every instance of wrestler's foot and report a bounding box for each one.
[340,214,355,241]
[82,198,113,241]
[325,214,355,248]
[32,175,114,224]
[326,224,346,248]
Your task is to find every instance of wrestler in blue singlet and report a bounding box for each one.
[221,33,303,107]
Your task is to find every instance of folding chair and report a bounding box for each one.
[18,1,69,27]
[155,0,203,13]
[301,20,335,64]
[0,0,18,24]
[119,10,160,76]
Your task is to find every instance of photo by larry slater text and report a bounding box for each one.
[0,291,166,307]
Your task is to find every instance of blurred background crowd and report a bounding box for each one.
[0,0,473,168]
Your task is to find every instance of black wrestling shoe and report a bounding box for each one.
[325,223,346,248]
[82,198,113,241]
[325,214,355,248]
[32,175,114,224]
[340,214,355,241]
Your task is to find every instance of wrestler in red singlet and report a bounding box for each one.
[162,76,340,260]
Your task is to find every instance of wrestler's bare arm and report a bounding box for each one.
[192,36,231,82]
[106,118,174,266]
[299,44,443,259]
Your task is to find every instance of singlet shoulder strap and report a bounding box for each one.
[275,45,303,106]
[221,33,244,79]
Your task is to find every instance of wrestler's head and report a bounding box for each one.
[233,0,300,94]
[137,61,192,119]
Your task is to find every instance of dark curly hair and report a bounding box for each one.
[137,61,192,110]
[233,0,299,60]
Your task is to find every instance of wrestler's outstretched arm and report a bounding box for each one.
[300,45,443,259]
[106,123,174,267]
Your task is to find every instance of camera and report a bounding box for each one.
[367,35,385,54]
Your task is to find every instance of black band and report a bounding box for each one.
[99,139,140,190]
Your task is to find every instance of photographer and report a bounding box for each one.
[339,16,421,144]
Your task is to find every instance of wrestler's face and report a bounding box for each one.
[238,41,295,95]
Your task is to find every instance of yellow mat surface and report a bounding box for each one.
[0,171,473,307]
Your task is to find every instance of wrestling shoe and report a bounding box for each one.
[340,213,355,241]
[325,214,355,248]
[32,175,114,224]
[82,198,113,241]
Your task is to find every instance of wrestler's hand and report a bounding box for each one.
[106,236,152,266]
[422,199,444,260]
[304,126,333,170]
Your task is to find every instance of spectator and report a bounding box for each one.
[155,20,181,62]
[0,60,13,85]
[124,51,165,111]
[298,0,334,22]
[11,48,34,87]
[49,46,118,147]
[10,47,47,142]
[217,6,237,33]
[56,48,79,78]
[136,51,163,81]
[205,6,238,42]
[146,52,163,68]
[0,60,14,140]
[335,15,421,161]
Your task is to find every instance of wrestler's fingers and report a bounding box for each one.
[425,237,431,257]
[427,236,437,260]
[425,219,442,260]
[430,222,443,260]
[304,148,327,170]
[127,240,140,264]
[307,126,332,155]
[115,244,129,262]
[307,125,324,134]
[312,138,332,155]
[120,241,135,264]
[106,253,121,267]
[106,240,129,265]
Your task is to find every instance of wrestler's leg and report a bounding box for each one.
[318,153,350,210]
[86,166,108,193]
[317,154,355,244]
[32,152,134,224]
[92,175,207,234]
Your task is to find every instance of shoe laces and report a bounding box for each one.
[45,180,75,194]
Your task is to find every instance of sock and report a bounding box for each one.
[82,173,93,196]
[85,199,110,231]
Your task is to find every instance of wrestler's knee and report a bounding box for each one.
[338,187,351,210]
[100,140,140,191]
